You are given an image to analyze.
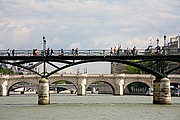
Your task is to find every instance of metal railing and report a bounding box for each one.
[0,48,179,57]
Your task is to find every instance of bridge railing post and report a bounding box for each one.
[153,77,171,105]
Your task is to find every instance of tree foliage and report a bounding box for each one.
[124,60,169,74]
[124,60,153,74]
[0,67,14,75]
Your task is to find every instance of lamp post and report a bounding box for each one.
[42,36,46,77]
[164,35,166,47]
[156,39,159,47]
[38,37,49,105]
[43,36,46,57]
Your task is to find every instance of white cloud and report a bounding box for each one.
[0,0,180,73]
[1,1,179,49]
[68,43,81,49]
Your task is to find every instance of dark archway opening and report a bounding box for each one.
[170,83,179,88]
[50,80,77,94]
[8,82,37,95]
[87,81,114,95]
[170,83,180,96]
[125,82,150,95]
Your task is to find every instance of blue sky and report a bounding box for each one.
[0,0,180,74]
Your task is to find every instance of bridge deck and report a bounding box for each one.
[0,49,179,79]
[0,55,179,62]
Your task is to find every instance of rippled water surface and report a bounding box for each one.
[0,94,180,120]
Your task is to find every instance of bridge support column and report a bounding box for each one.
[114,74,125,96]
[38,78,50,105]
[0,80,8,96]
[77,74,87,96]
[153,77,171,105]
[0,76,9,96]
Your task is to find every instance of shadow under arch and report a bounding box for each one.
[50,80,77,94]
[86,81,115,95]
[170,82,180,88]
[124,82,150,95]
[7,81,37,96]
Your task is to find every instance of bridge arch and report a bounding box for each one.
[87,81,115,94]
[48,75,78,91]
[7,81,38,95]
[86,76,116,94]
[47,59,166,78]
[7,76,39,95]
[124,82,150,94]
[50,80,77,93]
[124,74,154,90]
[1,56,179,79]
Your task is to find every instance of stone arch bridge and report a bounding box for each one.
[1,74,180,96]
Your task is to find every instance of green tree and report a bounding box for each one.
[124,60,169,74]
[124,60,153,74]
[0,67,14,75]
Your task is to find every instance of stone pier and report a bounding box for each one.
[0,76,8,96]
[153,77,171,105]
[77,74,87,96]
[113,74,125,95]
[38,78,50,105]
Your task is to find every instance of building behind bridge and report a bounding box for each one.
[168,35,180,52]
[166,35,180,74]
[111,35,180,74]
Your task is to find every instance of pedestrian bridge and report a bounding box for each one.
[1,48,179,78]
[0,74,179,96]
[1,33,180,105]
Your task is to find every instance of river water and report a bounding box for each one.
[0,94,180,120]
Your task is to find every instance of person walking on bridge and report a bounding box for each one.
[72,49,75,56]
[132,46,137,56]
[46,48,50,56]
[114,47,117,56]
[110,47,113,56]
[7,49,10,56]
[75,48,78,56]
[50,49,53,56]
[12,49,15,56]
[60,49,64,56]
